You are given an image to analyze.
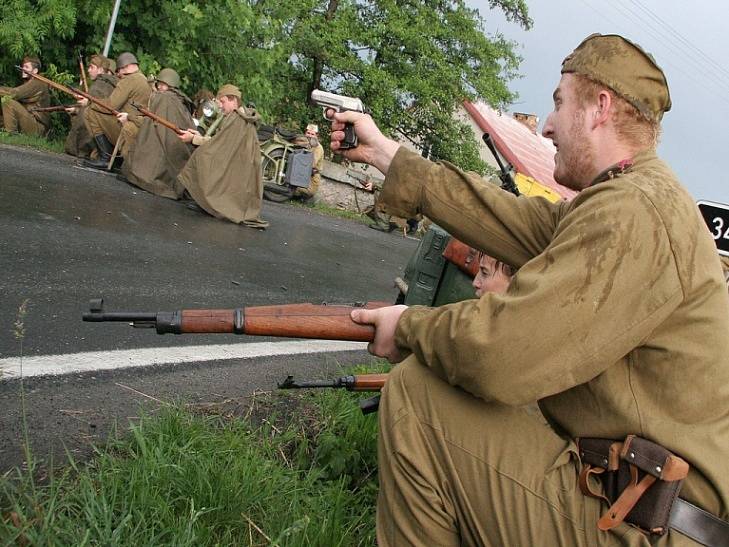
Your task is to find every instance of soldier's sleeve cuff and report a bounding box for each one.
[394,305,432,354]
[379,147,429,219]
[191,134,207,146]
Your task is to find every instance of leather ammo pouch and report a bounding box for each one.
[577,435,689,535]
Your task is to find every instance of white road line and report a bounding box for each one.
[0,340,369,380]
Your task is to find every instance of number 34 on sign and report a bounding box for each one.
[698,200,729,256]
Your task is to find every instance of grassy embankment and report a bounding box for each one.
[0,131,65,154]
[0,373,386,546]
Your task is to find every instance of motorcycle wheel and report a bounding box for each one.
[261,147,292,202]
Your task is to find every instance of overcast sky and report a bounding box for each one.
[469,0,729,204]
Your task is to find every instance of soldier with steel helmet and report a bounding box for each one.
[329,33,729,545]
[82,51,151,170]
[122,67,195,199]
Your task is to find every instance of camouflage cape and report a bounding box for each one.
[123,90,194,199]
[64,74,117,157]
[177,107,268,228]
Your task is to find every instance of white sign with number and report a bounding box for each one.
[697,201,729,257]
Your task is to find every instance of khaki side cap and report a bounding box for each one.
[561,33,671,122]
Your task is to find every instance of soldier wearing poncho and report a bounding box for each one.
[82,52,151,170]
[177,85,268,228]
[0,56,50,136]
[330,34,729,546]
[64,54,118,158]
[122,68,194,199]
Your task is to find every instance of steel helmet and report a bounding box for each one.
[156,68,181,89]
[115,52,138,69]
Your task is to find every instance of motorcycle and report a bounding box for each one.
[258,125,314,203]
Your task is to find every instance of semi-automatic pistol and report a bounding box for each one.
[310,89,365,149]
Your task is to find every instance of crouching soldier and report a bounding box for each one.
[0,56,50,136]
[82,52,150,170]
[177,84,268,229]
[64,54,118,158]
[122,68,195,199]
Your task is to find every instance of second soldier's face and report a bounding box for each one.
[88,63,102,80]
[542,74,595,191]
[217,96,238,115]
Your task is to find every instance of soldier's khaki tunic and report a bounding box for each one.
[65,73,118,157]
[83,71,150,148]
[0,77,50,135]
[376,147,729,545]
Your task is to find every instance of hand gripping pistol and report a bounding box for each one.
[310,89,366,149]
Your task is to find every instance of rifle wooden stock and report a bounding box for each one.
[17,67,119,116]
[131,101,185,135]
[349,373,388,391]
[78,52,88,94]
[83,300,392,342]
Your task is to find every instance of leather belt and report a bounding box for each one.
[670,498,729,547]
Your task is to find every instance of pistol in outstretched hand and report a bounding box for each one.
[310,89,366,150]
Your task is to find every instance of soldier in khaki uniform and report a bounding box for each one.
[64,54,118,157]
[293,123,325,201]
[83,52,151,170]
[0,56,50,136]
[330,34,729,546]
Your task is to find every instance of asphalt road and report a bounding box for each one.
[0,144,418,471]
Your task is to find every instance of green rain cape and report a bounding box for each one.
[123,89,194,199]
[177,107,268,228]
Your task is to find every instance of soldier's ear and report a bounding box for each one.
[592,90,612,128]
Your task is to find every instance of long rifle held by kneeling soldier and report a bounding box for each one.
[131,101,185,135]
[82,298,390,341]
[16,66,119,116]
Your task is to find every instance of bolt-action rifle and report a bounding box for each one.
[278,374,387,414]
[30,105,74,113]
[278,373,387,392]
[77,50,89,94]
[82,298,390,341]
[17,66,119,116]
[481,132,520,196]
[130,101,185,135]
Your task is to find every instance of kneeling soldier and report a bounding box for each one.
[0,56,50,136]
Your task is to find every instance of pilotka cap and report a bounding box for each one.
[216,84,241,99]
[561,33,671,122]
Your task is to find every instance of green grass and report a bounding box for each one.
[0,131,65,155]
[289,199,375,225]
[0,366,389,546]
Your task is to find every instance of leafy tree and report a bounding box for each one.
[274,0,532,172]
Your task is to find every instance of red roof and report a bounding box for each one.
[463,100,577,200]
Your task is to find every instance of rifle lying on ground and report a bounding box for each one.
[17,66,119,116]
[82,298,389,341]
[130,101,185,135]
[30,105,74,113]
[279,374,387,414]
[279,374,387,392]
